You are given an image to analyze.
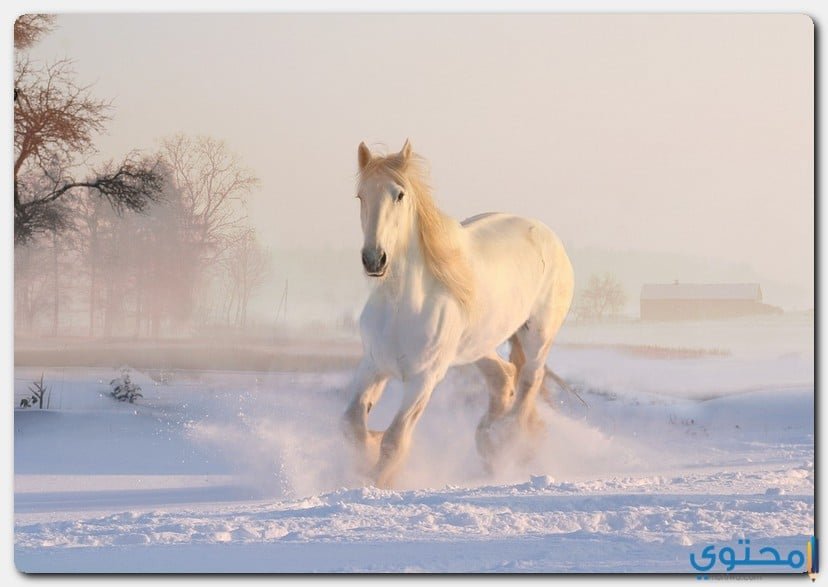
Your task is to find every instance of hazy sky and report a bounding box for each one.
[26,14,813,304]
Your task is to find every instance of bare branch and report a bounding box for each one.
[14,156,164,246]
[14,14,56,50]
[15,58,110,178]
[159,134,259,266]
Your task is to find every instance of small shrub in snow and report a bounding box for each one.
[19,373,50,409]
[110,370,143,403]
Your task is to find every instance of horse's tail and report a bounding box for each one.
[541,366,589,409]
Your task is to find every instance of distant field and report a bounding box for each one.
[14,313,812,371]
[14,337,363,372]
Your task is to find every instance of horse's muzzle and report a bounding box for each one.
[362,247,387,276]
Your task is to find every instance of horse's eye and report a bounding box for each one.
[396,190,405,202]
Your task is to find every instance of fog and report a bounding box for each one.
[16,13,813,344]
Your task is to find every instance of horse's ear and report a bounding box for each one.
[400,139,412,161]
[358,142,372,171]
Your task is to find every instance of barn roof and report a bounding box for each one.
[640,283,762,301]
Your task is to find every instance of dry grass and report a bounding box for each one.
[560,343,731,359]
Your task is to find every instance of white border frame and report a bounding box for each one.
[2,2,819,585]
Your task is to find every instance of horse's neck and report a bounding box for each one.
[377,225,432,310]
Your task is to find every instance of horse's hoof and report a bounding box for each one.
[477,412,547,469]
[475,415,518,470]
[371,465,396,490]
[524,410,547,439]
[343,428,385,476]
[365,429,383,465]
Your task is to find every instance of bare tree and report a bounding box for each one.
[14,244,51,333]
[158,134,260,327]
[221,230,271,328]
[14,14,55,50]
[574,273,627,321]
[126,164,197,337]
[160,134,259,267]
[14,57,163,245]
[72,195,107,336]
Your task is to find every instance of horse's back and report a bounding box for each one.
[462,212,568,274]
[455,211,574,362]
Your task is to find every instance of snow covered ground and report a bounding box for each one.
[13,316,814,573]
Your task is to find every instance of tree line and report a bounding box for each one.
[14,15,270,338]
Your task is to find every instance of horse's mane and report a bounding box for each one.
[360,152,474,312]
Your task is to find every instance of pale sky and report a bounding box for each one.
[26,14,814,307]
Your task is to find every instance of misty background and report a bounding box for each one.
[15,13,813,339]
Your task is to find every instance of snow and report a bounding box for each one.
[13,316,814,573]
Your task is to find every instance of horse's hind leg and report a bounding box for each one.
[507,333,546,430]
[509,334,526,388]
[513,347,549,436]
[474,352,517,467]
[511,313,566,435]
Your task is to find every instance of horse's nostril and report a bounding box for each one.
[361,248,386,273]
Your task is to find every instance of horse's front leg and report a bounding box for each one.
[342,358,389,471]
[372,371,440,488]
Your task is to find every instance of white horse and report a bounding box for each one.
[343,140,574,488]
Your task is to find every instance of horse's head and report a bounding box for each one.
[355,140,417,278]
